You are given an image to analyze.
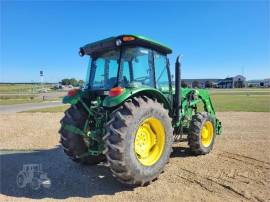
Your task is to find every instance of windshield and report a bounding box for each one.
[86,47,157,90]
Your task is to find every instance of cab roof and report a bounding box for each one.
[80,34,172,57]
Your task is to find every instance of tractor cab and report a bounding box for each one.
[80,35,173,94]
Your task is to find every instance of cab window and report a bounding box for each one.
[154,52,169,90]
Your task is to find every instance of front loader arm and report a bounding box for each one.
[180,88,222,135]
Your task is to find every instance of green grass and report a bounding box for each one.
[20,88,270,113]
[0,95,61,105]
[210,91,270,96]
[211,94,270,112]
[0,94,38,105]
[0,84,55,94]
[22,105,69,113]
[0,98,61,105]
[0,94,37,99]
[0,96,61,105]
[0,84,35,93]
[208,89,270,112]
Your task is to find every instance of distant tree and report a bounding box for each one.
[181,81,188,87]
[61,78,80,86]
[205,80,213,88]
[78,80,84,87]
[69,78,78,86]
[61,78,70,85]
[192,80,200,88]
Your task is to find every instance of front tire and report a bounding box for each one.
[188,112,216,155]
[103,96,173,186]
[30,177,41,190]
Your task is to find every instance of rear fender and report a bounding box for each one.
[102,87,172,112]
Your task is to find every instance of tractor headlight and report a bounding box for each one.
[116,39,122,46]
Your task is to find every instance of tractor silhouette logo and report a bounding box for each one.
[16,164,51,190]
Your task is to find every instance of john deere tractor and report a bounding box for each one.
[59,35,222,186]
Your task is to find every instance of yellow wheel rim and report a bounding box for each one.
[201,121,214,147]
[134,117,165,166]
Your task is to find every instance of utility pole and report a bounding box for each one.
[40,70,44,90]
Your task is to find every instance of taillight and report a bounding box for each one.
[67,88,80,97]
[109,87,124,97]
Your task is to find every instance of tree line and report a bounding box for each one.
[181,80,214,88]
[61,78,84,87]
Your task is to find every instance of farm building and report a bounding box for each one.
[216,75,246,88]
[181,75,246,88]
[264,78,270,87]
[246,78,270,87]
[247,80,264,87]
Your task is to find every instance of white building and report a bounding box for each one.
[264,78,270,87]
[217,75,246,88]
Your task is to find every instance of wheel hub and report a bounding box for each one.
[201,121,214,147]
[134,117,165,166]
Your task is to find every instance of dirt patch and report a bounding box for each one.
[0,113,63,149]
[0,112,269,201]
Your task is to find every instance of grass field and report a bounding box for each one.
[209,89,270,112]
[0,84,36,93]
[0,84,55,93]
[25,88,270,113]
[0,94,38,105]
[0,84,63,105]
[2,84,269,112]
[0,95,61,105]
[22,105,69,113]
[211,94,270,112]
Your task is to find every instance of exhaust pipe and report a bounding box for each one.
[174,56,181,121]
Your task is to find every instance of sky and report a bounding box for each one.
[1,0,269,82]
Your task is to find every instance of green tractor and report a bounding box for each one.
[59,35,222,186]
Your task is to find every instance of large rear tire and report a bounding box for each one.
[59,103,105,165]
[188,112,216,155]
[103,96,173,186]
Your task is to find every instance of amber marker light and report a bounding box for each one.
[122,36,135,42]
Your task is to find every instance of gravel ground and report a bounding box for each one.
[0,112,269,202]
